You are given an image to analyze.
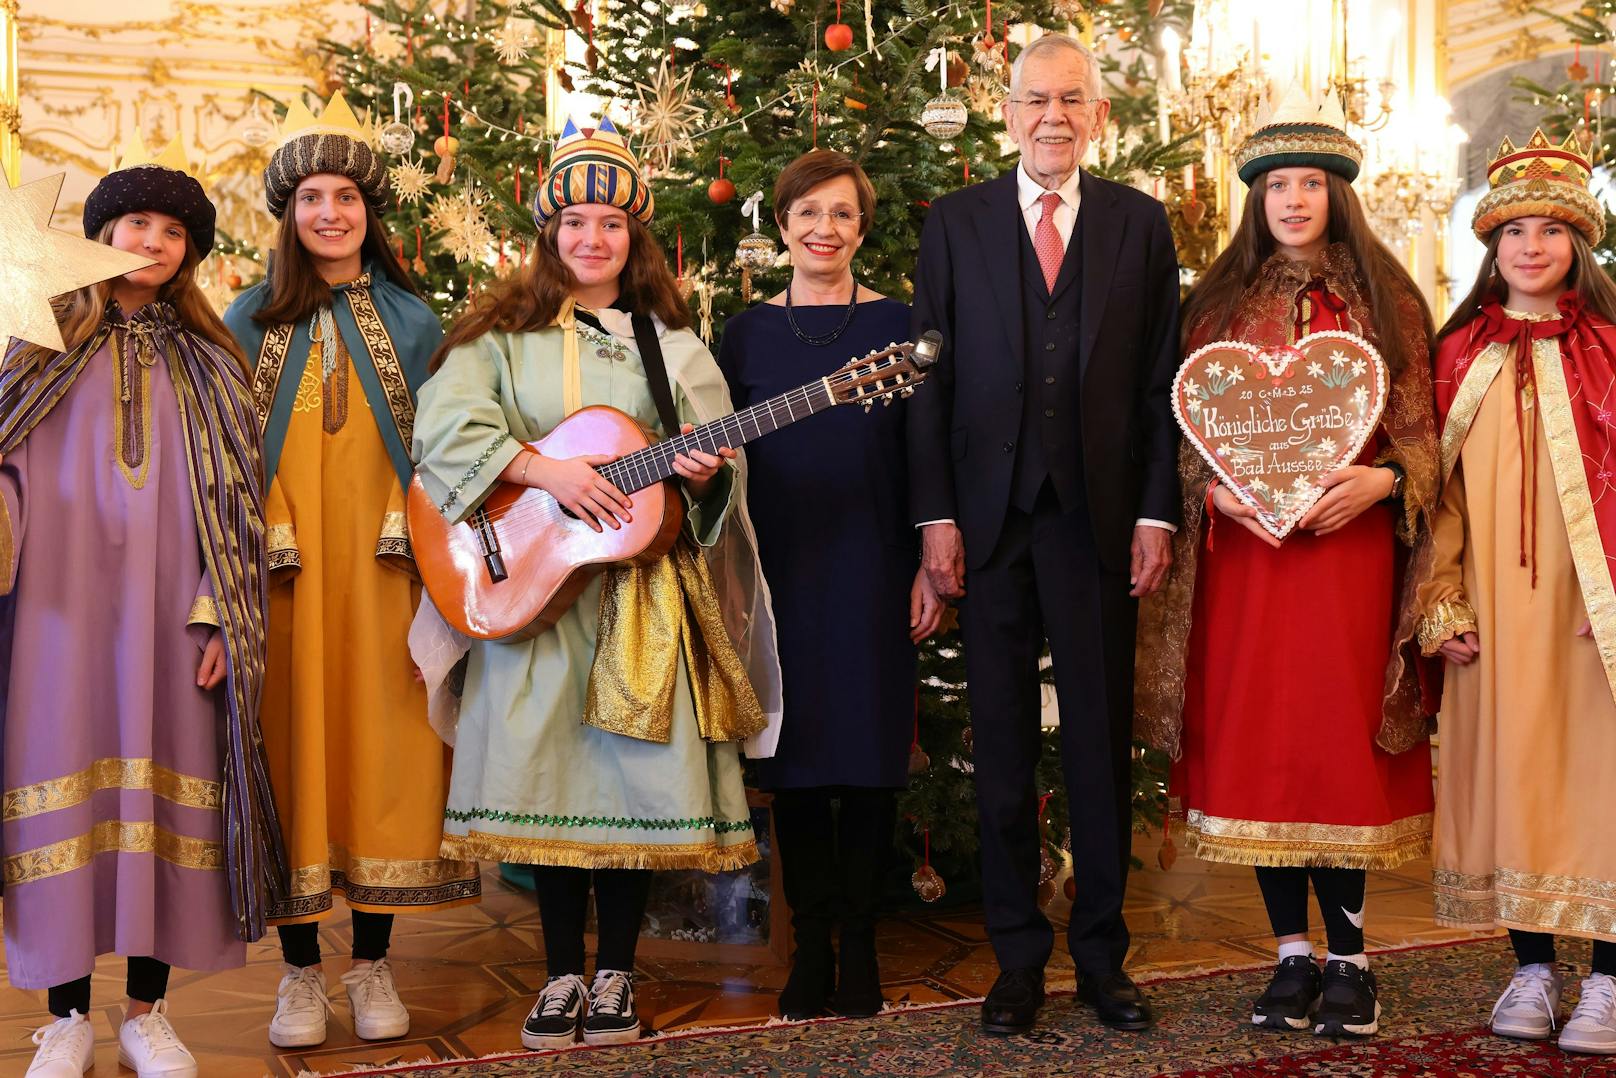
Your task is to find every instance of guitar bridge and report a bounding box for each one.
[471,508,508,583]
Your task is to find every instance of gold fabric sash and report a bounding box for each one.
[586,541,767,743]
[551,302,763,743]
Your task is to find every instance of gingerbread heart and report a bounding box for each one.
[1173,330,1388,540]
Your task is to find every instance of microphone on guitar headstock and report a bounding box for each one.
[913,330,944,368]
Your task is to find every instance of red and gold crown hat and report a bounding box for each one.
[1472,127,1607,244]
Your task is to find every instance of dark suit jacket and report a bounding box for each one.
[908,168,1182,572]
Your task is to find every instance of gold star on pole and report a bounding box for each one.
[0,172,152,351]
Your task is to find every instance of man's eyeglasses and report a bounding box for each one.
[786,209,863,226]
[1008,94,1095,112]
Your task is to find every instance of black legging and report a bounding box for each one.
[49,957,170,1018]
[277,909,395,968]
[1254,865,1368,955]
[1509,929,1616,976]
[531,866,653,977]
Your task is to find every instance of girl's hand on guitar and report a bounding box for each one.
[529,452,632,532]
[673,423,737,501]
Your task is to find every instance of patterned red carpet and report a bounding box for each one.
[321,937,1616,1077]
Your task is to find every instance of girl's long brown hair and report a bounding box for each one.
[432,211,690,369]
[1179,171,1433,375]
[253,193,420,327]
[9,217,247,375]
[1437,225,1616,339]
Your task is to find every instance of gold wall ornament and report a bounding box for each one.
[0,171,151,350]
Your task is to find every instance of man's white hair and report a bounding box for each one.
[1008,33,1103,100]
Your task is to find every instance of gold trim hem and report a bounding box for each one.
[4,758,223,821]
[1183,810,1432,869]
[1434,866,1616,938]
[440,830,761,872]
[3,820,225,886]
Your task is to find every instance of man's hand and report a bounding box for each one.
[910,568,945,643]
[921,522,966,600]
[1130,525,1172,598]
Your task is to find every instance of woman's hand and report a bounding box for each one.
[672,423,737,501]
[197,631,228,689]
[1211,482,1282,549]
[525,452,632,532]
[910,568,944,643]
[1299,466,1395,535]
[1439,630,1481,665]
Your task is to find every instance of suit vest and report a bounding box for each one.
[1011,214,1086,513]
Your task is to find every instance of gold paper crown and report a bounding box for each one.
[110,133,198,178]
[274,90,374,149]
[1473,127,1606,243]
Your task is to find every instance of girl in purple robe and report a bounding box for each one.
[1,143,284,1078]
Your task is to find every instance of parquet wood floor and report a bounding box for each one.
[0,836,1482,1076]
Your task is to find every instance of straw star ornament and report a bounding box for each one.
[0,172,152,351]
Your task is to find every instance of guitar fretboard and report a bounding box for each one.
[597,379,837,495]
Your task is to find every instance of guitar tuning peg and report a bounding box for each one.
[863,401,874,413]
[883,397,893,407]
[901,386,915,397]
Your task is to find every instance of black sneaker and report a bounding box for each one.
[1252,955,1323,1031]
[583,969,642,1045]
[1314,959,1381,1037]
[521,973,586,1049]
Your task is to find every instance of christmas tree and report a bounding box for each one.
[313,0,573,315]
[1510,9,1616,271]
[583,0,1197,894]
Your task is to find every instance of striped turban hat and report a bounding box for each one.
[533,116,654,227]
[264,91,389,219]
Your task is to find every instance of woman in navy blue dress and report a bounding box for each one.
[718,151,943,1020]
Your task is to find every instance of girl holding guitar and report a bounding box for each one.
[412,117,774,1050]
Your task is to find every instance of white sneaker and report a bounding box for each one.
[341,957,410,1041]
[26,1010,93,1077]
[1490,962,1562,1040]
[117,999,197,1078]
[1560,972,1616,1055]
[269,962,332,1048]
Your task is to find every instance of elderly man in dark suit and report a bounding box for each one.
[908,32,1180,1035]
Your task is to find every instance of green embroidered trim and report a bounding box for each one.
[439,432,511,513]
[445,807,753,833]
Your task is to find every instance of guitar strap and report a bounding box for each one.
[571,308,681,436]
[630,314,683,437]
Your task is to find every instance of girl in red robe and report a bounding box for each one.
[1135,87,1440,1039]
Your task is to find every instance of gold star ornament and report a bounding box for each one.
[0,171,152,352]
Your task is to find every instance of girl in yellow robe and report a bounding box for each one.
[223,92,478,1050]
[1420,128,1616,1056]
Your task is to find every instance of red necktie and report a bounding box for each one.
[1034,191,1064,292]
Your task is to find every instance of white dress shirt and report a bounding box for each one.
[918,164,1175,536]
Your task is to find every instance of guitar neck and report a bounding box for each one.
[599,378,837,495]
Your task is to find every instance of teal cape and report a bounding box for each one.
[224,264,442,490]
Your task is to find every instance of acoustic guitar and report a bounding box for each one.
[407,331,942,641]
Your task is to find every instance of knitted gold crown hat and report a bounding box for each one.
[1472,127,1606,244]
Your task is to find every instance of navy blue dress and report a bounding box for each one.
[718,298,917,790]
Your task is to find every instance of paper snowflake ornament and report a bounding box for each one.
[389,158,432,205]
[0,173,152,351]
[370,28,405,62]
[494,16,537,64]
[632,59,705,174]
[428,186,493,264]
